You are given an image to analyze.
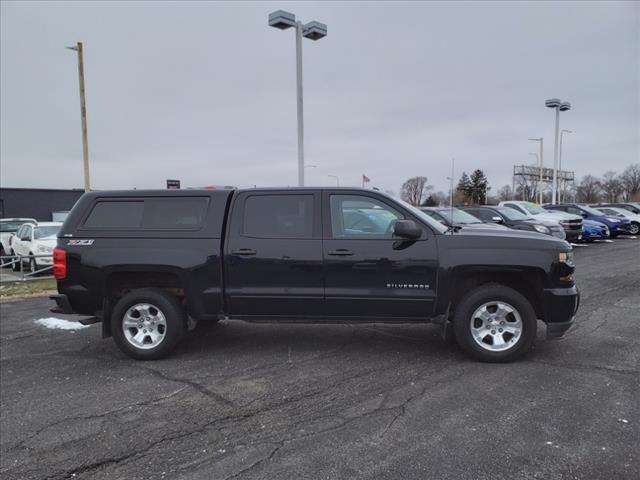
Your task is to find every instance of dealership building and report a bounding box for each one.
[0,188,85,221]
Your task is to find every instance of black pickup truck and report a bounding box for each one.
[50,188,579,362]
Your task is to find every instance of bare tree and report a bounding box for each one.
[575,175,602,203]
[600,171,624,202]
[497,184,513,201]
[619,163,640,201]
[400,176,432,206]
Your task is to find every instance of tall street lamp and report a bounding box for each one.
[66,42,91,192]
[528,152,540,202]
[558,129,572,202]
[269,10,327,187]
[545,98,571,205]
[328,174,339,186]
[528,138,543,203]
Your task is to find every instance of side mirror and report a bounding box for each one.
[393,220,422,239]
[21,235,30,241]
[491,216,503,223]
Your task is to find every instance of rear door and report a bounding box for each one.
[322,191,438,318]
[224,191,323,317]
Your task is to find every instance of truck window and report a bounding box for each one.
[243,195,313,238]
[84,201,144,228]
[83,198,209,229]
[142,198,208,228]
[330,195,404,238]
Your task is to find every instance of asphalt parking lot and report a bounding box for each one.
[1,239,638,480]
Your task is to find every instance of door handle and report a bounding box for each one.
[232,248,256,256]
[327,249,354,256]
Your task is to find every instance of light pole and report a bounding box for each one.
[66,42,91,192]
[528,153,539,201]
[269,10,327,187]
[528,138,543,203]
[328,174,339,186]
[558,129,572,202]
[446,158,455,207]
[545,98,571,205]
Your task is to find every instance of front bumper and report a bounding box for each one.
[542,286,580,339]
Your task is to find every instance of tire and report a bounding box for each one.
[629,222,640,235]
[28,252,37,274]
[0,247,6,268]
[11,251,20,272]
[111,288,187,360]
[452,283,537,363]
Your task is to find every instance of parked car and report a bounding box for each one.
[498,200,582,242]
[544,203,631,237]
[580,219,610,242]
[419,207,509,230]
[591,206,640,235]
[592,202,640,215]
[10,222,62,272]
[0,218,36,266]
[460,205,566,239]
[50,188,579,363]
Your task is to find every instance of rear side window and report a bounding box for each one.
[84,202,144,228]
[83,198,208,230]
[243,195,313,238]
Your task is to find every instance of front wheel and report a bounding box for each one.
[111,288,187,360]
[628,222,640,235]
[453,284,537,362]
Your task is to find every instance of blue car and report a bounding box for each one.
[544,203,631,237]
[580,219,609,242]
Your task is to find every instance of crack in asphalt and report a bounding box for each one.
[528,359,639,376]
[137,365,236,406]
[8,386,189,453]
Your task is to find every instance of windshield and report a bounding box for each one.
[394,198,448,233]
[437,208,483,224]
[34,226,60,239]
[521,202,546,215]
[0,221,28,232]
[496,207,529,221]
[580,205,607,216]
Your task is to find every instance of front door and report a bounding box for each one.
[225,191,324,317]
[322,192,438,318]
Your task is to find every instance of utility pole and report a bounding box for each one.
[68,42,91,192]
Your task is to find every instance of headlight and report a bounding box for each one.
[534,224,550,234]
[608,218,620,223]
[559,251,574,264]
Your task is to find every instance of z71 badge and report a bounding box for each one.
[67,239,94,246]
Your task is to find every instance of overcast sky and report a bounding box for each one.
[1,1,638,195]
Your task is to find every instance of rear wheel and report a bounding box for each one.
[10,251,20,272]
[453,283,537,362]
[111,289,186,360]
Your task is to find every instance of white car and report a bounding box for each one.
[10,222,62,272]
[499,200,583,242]
[1,218,36,265]
[594,206,640,235]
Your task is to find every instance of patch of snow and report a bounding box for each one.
[570,243,588,247]
[618,418,629,424]
[35,317,89,330]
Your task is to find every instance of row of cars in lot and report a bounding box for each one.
[421,201,640,243]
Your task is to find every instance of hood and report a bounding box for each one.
[582,219,607,227]
[534,210,582,222]
[33,237,57,248]
[456,222,510,230]
[450,225,568,245]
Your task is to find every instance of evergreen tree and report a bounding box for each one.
[469,169,490,204]
[422,194,438,206]
[456,172,472,203]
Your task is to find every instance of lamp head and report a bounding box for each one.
[303,21,327,40]
[545,98,561,108]
[269,10,296,29]
[559,101,571,111]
